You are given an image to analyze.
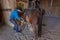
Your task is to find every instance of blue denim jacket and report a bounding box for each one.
[10,9,21,21]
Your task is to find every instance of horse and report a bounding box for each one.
[15,8,45,40]
[23,8,41,40]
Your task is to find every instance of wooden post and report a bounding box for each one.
[51,0,53,7]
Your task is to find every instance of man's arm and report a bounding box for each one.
[15,12,21,22]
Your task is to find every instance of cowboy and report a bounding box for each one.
[9,7,23,32]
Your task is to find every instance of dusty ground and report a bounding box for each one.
[0,16,60,40]
[0,25,34,40]
[39,16,60,40]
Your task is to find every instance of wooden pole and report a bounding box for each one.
[51,0,53,7]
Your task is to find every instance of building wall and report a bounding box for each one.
[40,0,60,16]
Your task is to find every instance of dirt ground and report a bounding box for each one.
[0,16,60,40]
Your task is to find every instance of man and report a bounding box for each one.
[9,7,23,32]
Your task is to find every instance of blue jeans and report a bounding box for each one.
[9,19,19,32]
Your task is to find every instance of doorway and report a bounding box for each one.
[0,3,4,24]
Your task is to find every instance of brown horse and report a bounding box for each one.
[23,8,41,40]
[16,8,45,40]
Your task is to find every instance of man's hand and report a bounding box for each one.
[15,18,21,26]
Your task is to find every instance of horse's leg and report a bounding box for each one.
[32,24,38,40]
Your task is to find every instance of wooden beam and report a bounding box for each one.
[51,0,53,7]
[0,9,12,11]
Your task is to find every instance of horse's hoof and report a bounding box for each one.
[33,38,35,40]
[42,24,46,26]
[33,39,34,40]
